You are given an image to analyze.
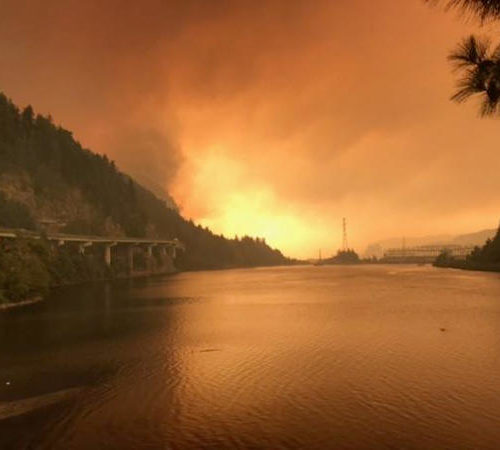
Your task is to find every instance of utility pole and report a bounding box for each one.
[342,218,348,251]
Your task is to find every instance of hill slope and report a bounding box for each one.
[451,229,497,246]
[0,92,288,271]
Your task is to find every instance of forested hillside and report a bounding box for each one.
[0,92,288,272]
[435,227,500,271]
[467,229,500,265]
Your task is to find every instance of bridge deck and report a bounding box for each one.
[0,228,184,249]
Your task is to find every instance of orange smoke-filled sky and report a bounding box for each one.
[1,0,499,258]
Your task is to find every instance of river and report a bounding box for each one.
[1,265,500,449]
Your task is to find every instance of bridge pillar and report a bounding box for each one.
[171,238,183,259]
[127,245,135,273]
[158,245,175,272]
[160,244,176,259]
[104,242,117,267]
[144,244,157,271]
[146,245,153,272]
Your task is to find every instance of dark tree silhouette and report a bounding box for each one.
[427,0,500,115]
[428,0,500,20]
[449,36,500,115]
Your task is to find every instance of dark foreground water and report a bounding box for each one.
[1,265,500,449]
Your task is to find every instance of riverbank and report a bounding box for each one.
[0,296,43,311]
[0,236,182,309]
[434,260,500,273]
[0,260,297,310]
[432,229,500,274]
[0,266,179,310]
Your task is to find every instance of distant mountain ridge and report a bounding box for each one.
[451,229,497,246]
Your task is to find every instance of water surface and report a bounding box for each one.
[1,265,500,449]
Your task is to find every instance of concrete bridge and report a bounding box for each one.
[0,228,185,274]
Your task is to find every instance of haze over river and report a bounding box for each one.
[2,265,500,449]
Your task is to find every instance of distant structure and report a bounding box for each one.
[342,218,348,251]
[315,218,360,265]
[383,244,475,264]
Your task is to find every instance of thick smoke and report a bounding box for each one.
[1,0,498,257]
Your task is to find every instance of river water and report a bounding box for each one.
[1,265,500,449]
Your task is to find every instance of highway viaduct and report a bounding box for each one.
[0,228,185,274]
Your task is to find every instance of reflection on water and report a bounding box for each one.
[1,265,500,449]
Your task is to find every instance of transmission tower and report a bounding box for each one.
[342,217,348,251]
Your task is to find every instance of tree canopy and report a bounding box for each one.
[449,35,500,115]
[0,92,290,272]
[429,0,500,21]
[427,0,500,115]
